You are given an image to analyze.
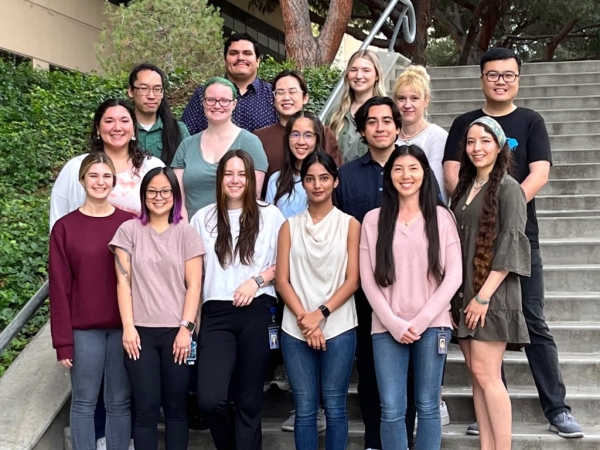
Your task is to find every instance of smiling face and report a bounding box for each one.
[390,154,424,201]
[225,40,259,82]
[302,162,338,205]
[98,105,135,152]
[145,172,174,219]
[204,83,236,124]
[466,124,501,174]
[347,57,378,97]
[395,85,429,126]
[289,117,317,167]
[128,69,163,116]
[81,162,114,201]
[222,156,248,208]
[361,104,400,152]
[480,58,520,106]
[274,75,308,120]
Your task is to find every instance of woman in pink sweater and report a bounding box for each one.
[360,144,462,450]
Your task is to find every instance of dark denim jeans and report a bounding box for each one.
[282,329,357,450]
[521,247,570,421]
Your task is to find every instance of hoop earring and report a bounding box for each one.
[131,135,136,141]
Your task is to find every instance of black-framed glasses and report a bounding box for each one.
[204,98,234,107]
[289,131,316,141]
[482,72,519,83]
[145,189,173,199]
[132,86,164,96]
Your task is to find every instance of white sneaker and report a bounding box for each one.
[270,364,290,391]
[96,437,106,450]
[128,439,135,450]
[281,407,326,432]
[440,400,450,426]
[317,407,326,432]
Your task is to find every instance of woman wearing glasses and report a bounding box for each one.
[172,77,268,220]
[110,167,205,450]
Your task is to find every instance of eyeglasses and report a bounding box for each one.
[482,72,519,83]
[132,86,164,96]
[289,131,316,141]
[145,189,173,199]
[273,88,302,98]
[204,98,234,107]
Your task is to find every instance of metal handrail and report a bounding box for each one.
[318,0,416,122]
[0,280,49,354]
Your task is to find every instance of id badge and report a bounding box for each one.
[186,340,197,365]
[268,324,280,350]
[438,332,448,355]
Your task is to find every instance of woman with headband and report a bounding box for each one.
[450,116,531,450]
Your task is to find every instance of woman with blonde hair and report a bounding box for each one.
[394,65,448,203]
[327,50,387,162]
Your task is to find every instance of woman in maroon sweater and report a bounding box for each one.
[50,153,133,450]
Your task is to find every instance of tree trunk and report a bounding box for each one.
[279,0,353,68]
[545,19,579,61]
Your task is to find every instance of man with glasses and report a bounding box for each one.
[443,47,584,439]
[128,63,189,165]
[182,33,278,134]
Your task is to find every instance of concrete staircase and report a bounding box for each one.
[64,61,600,449]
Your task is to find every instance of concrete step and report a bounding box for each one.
[65,422,600,450]
[431,72,600,90]
[549,134,600,150]
[433,84,600,101]
[429,96,600,114]
[536,194,600,211]
[539,216,600,239]
[427,60,600,78]
[550,162,600,178]
[542,179,600,195]
[545,265,600,292]
[544,293,600,322]
[538,209,600,218]
[540,238,600,264]
[430,108,600,128]
[545,322,600,353]
[444,348,600,388]
[552,149,600,164]
[546,121,600,136]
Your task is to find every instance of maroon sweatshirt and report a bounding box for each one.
[49,208,133,360]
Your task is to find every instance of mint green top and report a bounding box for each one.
[137,117,190,161]
[327,110,368,163]
[171,130,268,218]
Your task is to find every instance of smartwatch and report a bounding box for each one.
[318,305,331,318]
[180,320,196,333]
[252,275,264,287]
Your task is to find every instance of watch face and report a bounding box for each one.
[256,275,265,285]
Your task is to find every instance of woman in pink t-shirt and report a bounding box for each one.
[359,145,462,450]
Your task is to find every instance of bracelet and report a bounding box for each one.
[475,293,490,305]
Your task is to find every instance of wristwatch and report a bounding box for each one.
[318,305,331,318]
[180,320,196,333]
[252,275,264,287]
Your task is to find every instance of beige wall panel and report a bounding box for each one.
[228,0,284,31]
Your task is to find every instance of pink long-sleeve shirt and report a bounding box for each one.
[359,206,462,342]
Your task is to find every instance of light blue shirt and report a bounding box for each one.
[265,172,308,219]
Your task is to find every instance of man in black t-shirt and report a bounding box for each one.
[443,48,584,438]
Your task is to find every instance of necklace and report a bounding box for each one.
[473,177,489,191]
[399,210,420,226]
[399,121,428,141]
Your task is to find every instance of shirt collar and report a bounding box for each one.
[224,74,261,93]
[137,116,163,132]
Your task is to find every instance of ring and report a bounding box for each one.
[184,349,189,352]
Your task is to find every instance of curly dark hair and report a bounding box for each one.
[450,122,513,292]
[90,98,148,175]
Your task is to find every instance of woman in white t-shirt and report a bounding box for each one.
[50,98,164,229]
[191,149,285,450]
[276,151,360,450]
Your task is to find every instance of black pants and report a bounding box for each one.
[355,288,382,449]
[198,295,276,450]
[124,327,191,450]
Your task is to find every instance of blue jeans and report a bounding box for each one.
[282,329,356,450]
[70,329,131,450]
[373,328,448,450]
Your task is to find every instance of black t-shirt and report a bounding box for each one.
[443,107,552,248]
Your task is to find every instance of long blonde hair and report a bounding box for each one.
[329,50,387,140]
[393,65,432,121]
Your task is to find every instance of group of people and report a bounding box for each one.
[48,30,584,450]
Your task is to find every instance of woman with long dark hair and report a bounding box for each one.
[276,151,360,450]
[191,150,285,450]
[50,153,132,450]
[50,98,164,228]
[450,116,530,450]
[265,111,325,218]
[110,167,204,450]
[360,145,462,450]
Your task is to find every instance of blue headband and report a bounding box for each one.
[470,116,507,149]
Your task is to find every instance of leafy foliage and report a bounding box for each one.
[97,0,223,76]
